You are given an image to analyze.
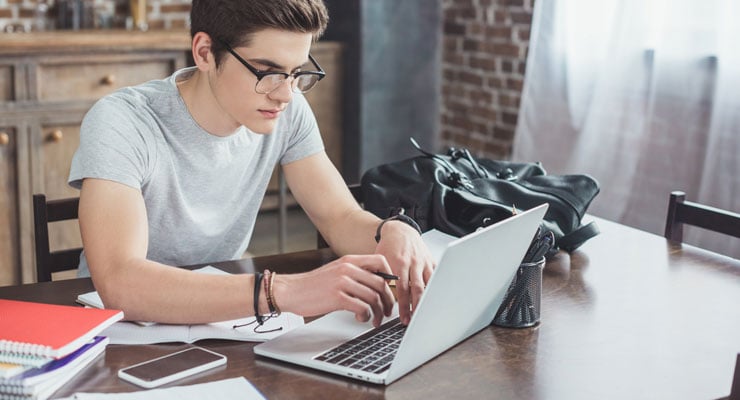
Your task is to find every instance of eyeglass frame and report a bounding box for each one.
[218,39,326,94]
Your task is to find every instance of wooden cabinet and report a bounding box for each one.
[0,31,343,285]
[0,126,22,284]
[0,31,191,285]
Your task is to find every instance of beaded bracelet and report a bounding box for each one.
[269,270,281,315]
[263,269,281,316]
[263,269,274,314]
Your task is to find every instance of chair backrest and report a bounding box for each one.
[32,194,82,282]
[731,353,740,400]
[664,191,740,242]
[317,184,363,249]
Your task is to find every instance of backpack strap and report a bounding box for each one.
[557,221,600,252]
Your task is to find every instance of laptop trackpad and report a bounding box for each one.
[255,308,400,358]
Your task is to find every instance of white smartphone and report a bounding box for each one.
[117,347,227,388]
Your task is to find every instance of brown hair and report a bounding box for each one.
[190,0,329,66]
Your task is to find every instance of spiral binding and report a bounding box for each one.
[0,352,51,369]
[0,341,53,360]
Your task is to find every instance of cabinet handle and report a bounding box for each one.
[0,132,8,146]
[101,74,116,85]
[48,129,64,142]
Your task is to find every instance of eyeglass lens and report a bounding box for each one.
[256,73,321,94]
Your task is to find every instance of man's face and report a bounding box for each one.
[211,29,314,134]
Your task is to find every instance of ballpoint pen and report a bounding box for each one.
[523,226,543,263]
[530,231,554,262]
[374,271,399,280]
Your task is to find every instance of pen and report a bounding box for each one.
[374,271,399,280]
[523,226,543,263]
[530,231,554,262]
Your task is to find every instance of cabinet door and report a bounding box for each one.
[0,127,21,285]
[36,121,83,255]
[0,63,17,103]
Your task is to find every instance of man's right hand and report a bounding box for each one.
[274,254,396,327]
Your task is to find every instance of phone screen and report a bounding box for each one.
[120,348,225,382]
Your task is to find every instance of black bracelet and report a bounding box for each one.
[375,208,422,243]
[253,272,264,325]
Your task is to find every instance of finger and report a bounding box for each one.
[396,275,411,325]
[409,264,426,317]
[342,278,387,327]
[349,268,396,317]
[345,256,396,317]
[423,261,435,283]
[344,254,404,322]
[340,293,372,323]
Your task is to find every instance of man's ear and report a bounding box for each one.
[191,32,215,71]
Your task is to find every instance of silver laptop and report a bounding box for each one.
[254,203,548,385]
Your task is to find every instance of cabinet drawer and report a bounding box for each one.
[36,58,174,102]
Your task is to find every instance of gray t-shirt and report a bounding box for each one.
[68,67,324,276]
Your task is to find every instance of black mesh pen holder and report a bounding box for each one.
[492,257,545,328]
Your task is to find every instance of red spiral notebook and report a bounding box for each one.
[0,299,122,359]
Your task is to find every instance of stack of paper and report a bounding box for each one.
[0,299,122,400]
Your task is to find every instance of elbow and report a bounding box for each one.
[88,259,138,317]
[92,273,127,312]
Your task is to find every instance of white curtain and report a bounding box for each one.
[513,0,740,258]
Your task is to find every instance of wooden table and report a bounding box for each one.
[1,218,738,399]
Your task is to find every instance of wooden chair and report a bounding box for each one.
[32,194,82,282]
[664,191,740,242]
[731,353,740,400]
[317,184,363,249]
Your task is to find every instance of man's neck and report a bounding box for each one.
[176,69,241,137]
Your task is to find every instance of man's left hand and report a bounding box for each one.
[374,221,435,325]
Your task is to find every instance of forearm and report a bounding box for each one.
[92,258,260,324]
[320,208,381,255]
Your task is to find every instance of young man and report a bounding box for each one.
[68,0,433,328]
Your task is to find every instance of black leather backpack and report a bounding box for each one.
[361,139,601,252]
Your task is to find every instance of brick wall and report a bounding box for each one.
[440,0,533,158]
[2,0,534,159]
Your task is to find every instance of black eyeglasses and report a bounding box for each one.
[219,40,326,94]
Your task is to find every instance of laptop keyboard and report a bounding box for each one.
[314,317,406,374]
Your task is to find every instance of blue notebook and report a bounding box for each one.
[0,336,108,397]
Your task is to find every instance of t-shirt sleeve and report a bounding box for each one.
[68,96,153,190]
[279,93,325,165]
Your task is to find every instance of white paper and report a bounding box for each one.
[67,377,264,400]
[101,312,304,345]
[422,229,458,263]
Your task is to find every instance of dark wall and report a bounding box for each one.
[323,0,441,182]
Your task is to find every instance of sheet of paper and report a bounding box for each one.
[64,377,264,400]
[422,229,458,263]
[101,312,304,345]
